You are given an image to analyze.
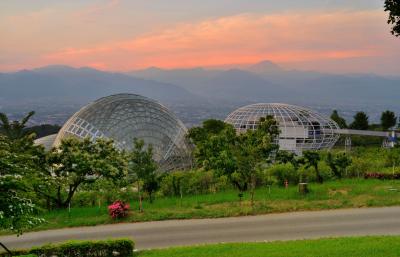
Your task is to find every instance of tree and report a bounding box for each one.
[330,110,347,129]
[0,111,35,140]
[326,152,352,179]
[37,138,127,209]
[381,110,397,130]
[350,112,369,130]
[276,150,304,181]
[233,116,279,206]
[302,151,323,183]
[385,0,400,37]
[188,120,237,182]
[127,139,158,211]
[0,136,44,237]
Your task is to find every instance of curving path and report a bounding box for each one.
[1,207,400,250]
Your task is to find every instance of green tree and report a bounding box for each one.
[276,150,304,182]
[381,110,397,130]
[37,138,127,209]
[188,120,237,182]
[0,135,44,237]
[302,151,323,183]
[350,112,369,130]
[128,139,158,211]
[330,110,347,129]
[0,111,35,140]
[385,0,400,37]
[326,152,352,179]
[233,116,279,206]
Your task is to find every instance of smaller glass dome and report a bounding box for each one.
[225,103,339,154]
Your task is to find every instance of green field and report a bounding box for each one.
[138,236,400,257]
[4,178,398,234]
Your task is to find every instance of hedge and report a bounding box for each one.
[0,238,134,257]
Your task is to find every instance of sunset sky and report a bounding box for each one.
[1,0,399,75]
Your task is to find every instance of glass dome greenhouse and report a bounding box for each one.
[53,94,192,171]
[225,103,340,154]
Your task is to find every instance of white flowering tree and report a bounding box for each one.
[0,135,44,253]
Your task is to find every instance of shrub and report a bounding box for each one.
[108,200,130,219]
[347,158,372,178]
[364,172,400,180]
[267,163,298,186]
[30,239,134,257]
[1,239,135,257]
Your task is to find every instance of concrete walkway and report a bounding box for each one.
[1,207,400,250]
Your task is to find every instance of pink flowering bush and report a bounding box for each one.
[108,200,130,219]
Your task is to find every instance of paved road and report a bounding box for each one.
[1,207,400,250]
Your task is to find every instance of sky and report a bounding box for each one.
[0,0,399,75]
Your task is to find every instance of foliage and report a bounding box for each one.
[0,111,35,140]
[0,239,135,257]
[326,152,352,179]
[386,148,400,174]
[0,135,44,235]
[380,110,397,130]
[37,137,127,209]
[233,116,279,204]
[330,110,347,128]
[385,0,400,37]
[364,172,400,180]
[350,112,369,130]
[127,139,158,210]
[266,163,298,186]
[159,170,229,197]
[108,200,130,219]
[188,117,279,204]
[302,151,323,183]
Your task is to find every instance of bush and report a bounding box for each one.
[0,239,135,257]
[364,172,400,180]
[267,163,298,186]
[108,200,130,219]
[347,158,372,178]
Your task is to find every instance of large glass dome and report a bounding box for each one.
[225,103,339,153]
[54,94,192,171]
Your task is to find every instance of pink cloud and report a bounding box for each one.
[5,9,399,73]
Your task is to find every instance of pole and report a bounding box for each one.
[0,241,12,256]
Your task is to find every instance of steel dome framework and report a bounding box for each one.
[225,103,339,154]
[54,94,192,171]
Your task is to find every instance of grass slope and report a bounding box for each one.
[1,179,400,234]
[139,236,400,257]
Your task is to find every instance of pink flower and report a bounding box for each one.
[108,200,130,219]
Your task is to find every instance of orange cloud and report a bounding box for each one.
[9,10,400,72]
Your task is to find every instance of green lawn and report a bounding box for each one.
[138,236,400,257]
[2,179,400,234]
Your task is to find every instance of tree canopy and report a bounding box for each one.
[330,110,347,129]
[37,138,127,209]
[381,110,397,130]
[350,112,369,130]
[385,0,400,37]
[0,135,44,235]
[128,138,158,208]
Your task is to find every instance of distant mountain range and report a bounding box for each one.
[0,65,201,105]
[129,60,400,105]
[1,60,399,114]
